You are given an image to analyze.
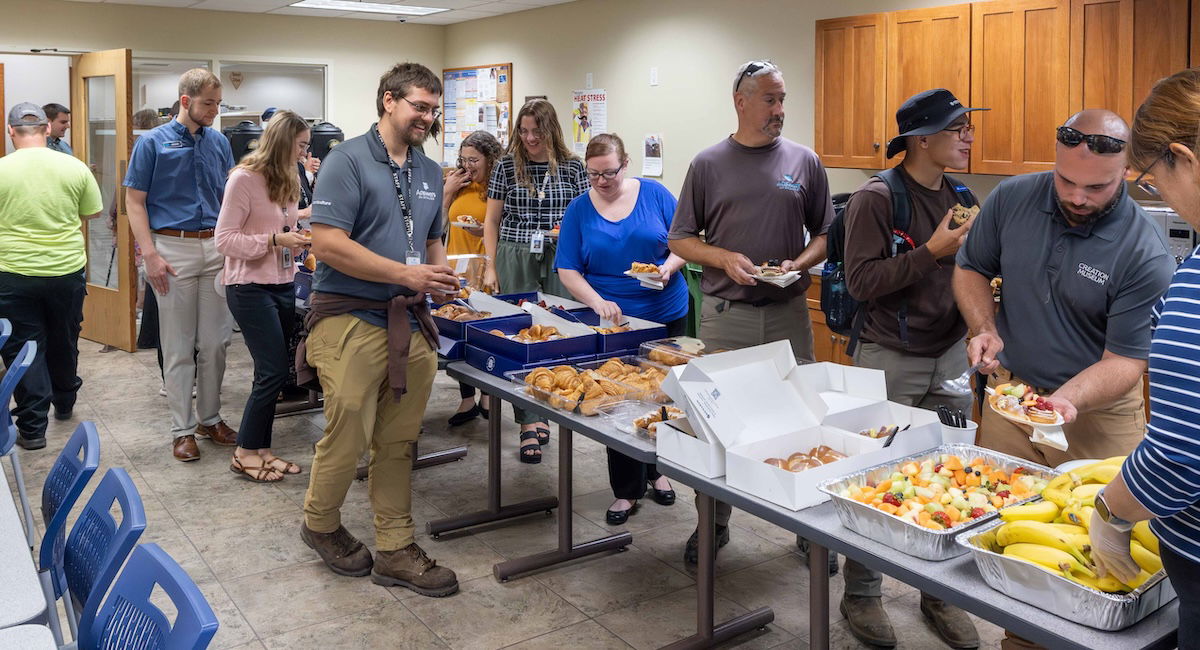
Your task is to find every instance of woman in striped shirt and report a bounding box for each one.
[1089,68,1200,649]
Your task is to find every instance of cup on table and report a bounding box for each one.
[941,420,979,445]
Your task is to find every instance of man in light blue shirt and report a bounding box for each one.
[43,103,72,155]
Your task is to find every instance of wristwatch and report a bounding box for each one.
[1095,488,1135,533]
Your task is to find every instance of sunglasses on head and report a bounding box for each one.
[734,62,767,93]
[1056,126,1126,154]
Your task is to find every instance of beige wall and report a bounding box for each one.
[445,0,1006,198]
[0,0,444,141]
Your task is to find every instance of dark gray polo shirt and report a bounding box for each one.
[311,124,444,328]
[956,171,1173,388]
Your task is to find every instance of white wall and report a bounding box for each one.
[134,72,182,113]
[0,53,69,154]
[218,68,324,121]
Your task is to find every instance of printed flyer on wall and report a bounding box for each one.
[571,89,607,154]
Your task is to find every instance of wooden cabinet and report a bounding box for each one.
[814,14,887,169]
[885,4,973,171]
[1069,0,1190,124]
[970,0,1071,175]
[1193,0,1200,66]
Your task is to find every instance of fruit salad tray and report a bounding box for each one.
[956,518,1176,630]
[817,444,1057,561]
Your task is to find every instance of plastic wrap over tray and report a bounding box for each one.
[817,444,1057,561]
[956,518,1176,631]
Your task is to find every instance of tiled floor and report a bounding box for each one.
[5,337,1006,649]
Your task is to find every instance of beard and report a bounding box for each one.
[762,117,784,138]
[187,104,214,127]
[400,118,430,147]
[1056,183,1125,225]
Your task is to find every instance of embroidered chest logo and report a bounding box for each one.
[1077,262,1110,285]
[415,188,438,201]
[776,173,802,191]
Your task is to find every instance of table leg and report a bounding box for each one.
[427,395,558,537]
[809,542,831,650]
[274,389,324,417]
[412,439,468,470]
[492,424,632,581]
[661,492,774,649]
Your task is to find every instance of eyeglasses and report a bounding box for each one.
[1056,126,1126,154]
[1132,149,1171,197]
[734,61,767,93]
[400,96,442,121]
[458,156,482,166]
[585,163,625,180]
[941,122,976,139]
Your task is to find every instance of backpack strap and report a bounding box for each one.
[868,167,914,350]
[945,173,978,209]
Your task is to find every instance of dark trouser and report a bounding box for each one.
[459,382,475,399]
[137,280,164,376]
[0,269,86,439]
[1160,544,1200,650]
[226,283,294,450]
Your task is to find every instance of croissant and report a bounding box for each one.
[525,368,555,392]
[598,359,626,377]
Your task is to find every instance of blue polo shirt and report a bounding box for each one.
[47,137,73,155]
[123,120,234,231]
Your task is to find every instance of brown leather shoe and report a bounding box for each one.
[195,420,237,446]
[300,523,373,577]
[172,435,200,462]
[920,593,979,648]
[372,543,459,597]
[840,595,897,648]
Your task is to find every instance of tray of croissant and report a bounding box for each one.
[509,365,638,416]
[574,356,671,403]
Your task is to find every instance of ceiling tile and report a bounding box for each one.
[108,0,201,6]
[188,0,290,10]
[265,6,354,16]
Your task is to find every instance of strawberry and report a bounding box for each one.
[969,507,986,519]
[995,490,1011,499]
[932,511,951,527]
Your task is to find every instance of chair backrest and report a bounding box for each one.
[64,467,147,628]
[39,421,101,588]
[80,543,218,650]
[0,318,11,350]
[0,340,37,455]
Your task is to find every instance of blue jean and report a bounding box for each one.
[226,283,294,450]
[1162,542,1200,650]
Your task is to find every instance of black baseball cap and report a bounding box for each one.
[885,89,988,159]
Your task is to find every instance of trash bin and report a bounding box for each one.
[222,120,262,163]
[310,121,344,161]
[684,262,703,337]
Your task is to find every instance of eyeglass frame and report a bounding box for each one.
[585,162,626,180]
[1055,125,1127,155]
[398,94,442,121]
[940,121,976,139]
[734,62,768,93]
[1132,149,1172,197]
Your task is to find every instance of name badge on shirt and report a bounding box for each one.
[530,231,545,254]
[163,141,184,149]
[406,254,421,266]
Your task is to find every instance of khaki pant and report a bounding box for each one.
[302,315,436,551]
[696,293,815,526]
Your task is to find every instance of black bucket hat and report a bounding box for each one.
[885,89,988,159]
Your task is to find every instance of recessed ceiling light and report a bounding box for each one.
[290,0,448,15]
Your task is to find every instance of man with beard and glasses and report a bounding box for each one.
[125,68,237,462]
[669,59,834,566]
[955,109,1173,475]
[296,62,460,597]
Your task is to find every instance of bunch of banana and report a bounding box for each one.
[1041,456,1124,508]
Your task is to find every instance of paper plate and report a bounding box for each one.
[987,396,1065,427]
[624,270,662,280]
[752,270,801,288]
[1055,458,1100,473]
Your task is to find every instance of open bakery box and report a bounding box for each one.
[433,290,527,359]
[464,303,599,377]
[658,340,941,510]
[557,309,668,355]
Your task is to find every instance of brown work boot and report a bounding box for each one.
[300,523,373,577]
[840,595,897,648]
[195,420,238,446]
[920,593,979,648]
[172,435,200,462]
[372,542,459,597]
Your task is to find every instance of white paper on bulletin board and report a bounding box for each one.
[572,89,607,154]
[441,64,513,167]
[642,134,663,177]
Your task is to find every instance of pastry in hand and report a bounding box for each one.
[949,204,980,229]
[630,262,661,274]
[757,259,785,277]
[456,214,479,225]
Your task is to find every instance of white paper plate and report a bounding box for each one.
[752,270,801,288]
[624,269,662,280]
[1056,458,1100,473]
[987,396,1065,427]
[450,221,482,228]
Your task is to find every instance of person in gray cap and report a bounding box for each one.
[837,88,985,648]
[0,103,102,449]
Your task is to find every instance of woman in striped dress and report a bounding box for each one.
[1088,68,1200,649]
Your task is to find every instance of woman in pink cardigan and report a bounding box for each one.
[216,110,311,482]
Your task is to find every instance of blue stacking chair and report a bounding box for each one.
[0,339,39,549]
[36,420,101,644]
[78,544,218,650]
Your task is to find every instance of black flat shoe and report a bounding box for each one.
[447,404,482,427]
[649,485,676,506]
[605,501,639,525]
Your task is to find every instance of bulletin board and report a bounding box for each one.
[441,63,513,166]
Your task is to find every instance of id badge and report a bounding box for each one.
[529,231,545,254]
[406,253,421,266]
[279,247,292,270]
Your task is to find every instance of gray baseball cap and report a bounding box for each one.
[7,102,48,127]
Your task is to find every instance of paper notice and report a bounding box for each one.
[642,134,663,177]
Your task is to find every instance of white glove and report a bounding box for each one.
[1089,509,1140,584]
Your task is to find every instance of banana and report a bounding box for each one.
[1000,500,1060,523]
[995,521,1092,566]
[1004,542,1096,577]
[1133,521,1160,556]
[1076,463,1120,485]
[1069,533,1093,554]
[1043,486,1072,508]
[1062,502,1096,529]
[1046,523,1087,536]
[1130,540,1164,574]
[1066,571,1129,593]
[1124,569,1154,590]
[1071,483,1104,506]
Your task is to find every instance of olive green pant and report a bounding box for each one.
[496,239,569,425]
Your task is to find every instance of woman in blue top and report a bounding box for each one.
[555,133,688,525]
[1088,69,1200,649]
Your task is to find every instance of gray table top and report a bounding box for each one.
[0,625,55,650]
[655,459,1178,650]
[0,462,47,628]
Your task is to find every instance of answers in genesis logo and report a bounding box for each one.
[777,174,803,191]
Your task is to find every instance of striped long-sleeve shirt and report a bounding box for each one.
[1124,248,1200,563]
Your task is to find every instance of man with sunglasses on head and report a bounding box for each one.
[669,59,834,566]
[955,108,1172,488]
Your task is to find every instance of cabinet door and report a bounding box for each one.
[886,5,972,171]
[1192,0,1200,67]
[815,14,886,169]
[970,0,1070,175]
[810,311,837,363]
[1069,0,1189,123]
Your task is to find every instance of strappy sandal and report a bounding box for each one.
[262,455,302,475]
[519,430,542,464]
[230,456,284,483]
[534,425,551,446]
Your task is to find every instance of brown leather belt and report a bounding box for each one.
[152,228,215,239]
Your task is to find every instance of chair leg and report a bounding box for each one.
[38,570,64,646]
[64,592,78,640]
[8,452,35,549]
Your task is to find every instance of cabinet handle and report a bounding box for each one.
[873,142,880,150]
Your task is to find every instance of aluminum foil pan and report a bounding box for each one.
[956,518,1176,631]
[817,444,1057,561]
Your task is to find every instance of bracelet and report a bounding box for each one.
[271,234,276,247]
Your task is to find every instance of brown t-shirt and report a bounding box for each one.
[842,166,968,357]
[669,137,833,303]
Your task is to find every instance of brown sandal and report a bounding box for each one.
[261,455,302,475]
[230,456,284,483]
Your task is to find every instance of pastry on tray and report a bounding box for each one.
[591,358,669,401]
[629,262,661,274]
[432,304,491,322]
[763,445,848,473]
[633,405,685,437]
[591,325,632,334]
[514,324,560,343]
[523,365,626,415]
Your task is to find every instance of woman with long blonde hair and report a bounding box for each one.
[215,109,311,482]
[482,98,589,463]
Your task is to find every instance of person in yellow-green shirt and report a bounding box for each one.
[0,103,103,450]
[442,130,501,426]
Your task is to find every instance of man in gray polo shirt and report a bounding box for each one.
[955,109,1173,474]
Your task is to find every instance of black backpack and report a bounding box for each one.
[820,167,977,356]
